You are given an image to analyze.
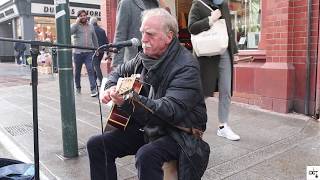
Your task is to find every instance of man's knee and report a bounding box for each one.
[135,145,157,166]
[87,135,103,153]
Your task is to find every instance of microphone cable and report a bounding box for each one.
[91,48,112,179]
[91,50,105,134]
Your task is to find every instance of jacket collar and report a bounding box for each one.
[141,37,181,88]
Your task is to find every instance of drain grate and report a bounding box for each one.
[4,124,42,136]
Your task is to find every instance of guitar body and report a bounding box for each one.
[107,106,130,131]
[105,75,142,131]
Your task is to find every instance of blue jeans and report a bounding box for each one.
[87,126,180,180]
[16,51,25,65]
[73,52,96,91]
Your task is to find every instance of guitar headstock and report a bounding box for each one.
[116,74,141,95]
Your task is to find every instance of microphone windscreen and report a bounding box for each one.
[131,38,141,47]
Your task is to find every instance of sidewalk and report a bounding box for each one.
[0,63,319,180]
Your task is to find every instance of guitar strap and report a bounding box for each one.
[174,126,204,139]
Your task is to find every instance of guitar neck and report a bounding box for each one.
[131,97,154,114]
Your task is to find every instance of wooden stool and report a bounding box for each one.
[162,160,178,180]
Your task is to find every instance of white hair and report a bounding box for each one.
[141,8,179,36]
[89,17,98,25]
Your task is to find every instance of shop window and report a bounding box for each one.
[34,17,56,42]
[228,0,261,50]
[33,17,77,43]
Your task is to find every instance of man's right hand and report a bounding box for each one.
[76,17,81,24]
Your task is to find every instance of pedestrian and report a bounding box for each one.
[71,10,99,97]
[111,0,159,68]
[188,0,240,140]
[89,17,109,87]
[87,8,210,180]
[14,36,26,66]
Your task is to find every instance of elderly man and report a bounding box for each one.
[87,8,209,180]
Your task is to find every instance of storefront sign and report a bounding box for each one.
[0,5,18,23]
[31,3,101,18]
[0,0,11,7]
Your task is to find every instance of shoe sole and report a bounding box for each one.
[217,130,240,141]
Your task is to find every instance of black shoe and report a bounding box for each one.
[90,89,98,97]
[76,88,81,94]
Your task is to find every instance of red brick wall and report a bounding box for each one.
[233,0,319,114]
[101,0,117,42]
[263,0,293,63]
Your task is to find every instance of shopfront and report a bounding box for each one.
[31,1,101,42]
[102,0,319,115]
[0,0,101,62]
[0,0,19,62]
[102,0,262,50]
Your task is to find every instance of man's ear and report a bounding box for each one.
[166,31,174,44]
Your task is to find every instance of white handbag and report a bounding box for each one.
[191,0,229,57]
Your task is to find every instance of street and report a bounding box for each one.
[0,63,319,180]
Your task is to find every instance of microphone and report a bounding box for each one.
[101,38,141,49]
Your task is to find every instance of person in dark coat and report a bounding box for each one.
[87,8,209,180]
[112,0,159,68]
[90,17,109,86]
[188,0,240,141]
[14,36,26,65]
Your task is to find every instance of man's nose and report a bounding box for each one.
[141,34,148,42]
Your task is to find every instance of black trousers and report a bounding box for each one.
[87,127,180,180]
[93,53,104,85]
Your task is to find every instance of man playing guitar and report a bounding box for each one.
[87,8,210,180]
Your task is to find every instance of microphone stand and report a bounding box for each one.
[0,37,115,180]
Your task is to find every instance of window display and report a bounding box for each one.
[33,17,76,42]
[228,0,261,49]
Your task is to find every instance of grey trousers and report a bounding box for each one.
[218,50,232,124]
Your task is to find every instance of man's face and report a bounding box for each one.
[78,12,87,24]
[140,16,173,59]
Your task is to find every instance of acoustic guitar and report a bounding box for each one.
[105,74,142,131]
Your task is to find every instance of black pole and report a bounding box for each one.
[30,44,40,180]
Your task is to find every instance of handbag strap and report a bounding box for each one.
[197,0,214,12]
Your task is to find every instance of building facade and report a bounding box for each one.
[0,0,101,62]
[101,0,320,116]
